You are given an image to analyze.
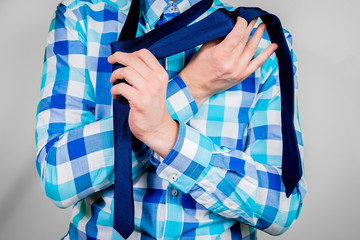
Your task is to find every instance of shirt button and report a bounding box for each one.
[168,3,178,12]
[171,188,179,197]
[170,174,178,181]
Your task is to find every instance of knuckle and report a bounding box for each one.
[152,80,162,92]
[236,30,245,39]
[267,49,274,58]
[110,53,117,63]
[121,67,130,78]
[118,82,127,91]
[113,52,120,58]
[113,68,120,76]
[160,71,168,83]
[137,96,148,109]
[212,50,225,61]
[139,48,150,55]
[135,49,144,57]
[256,61,262,69]
[239,18,248,29]
[265,53,271,60]
[153,69,168,83]
[114,52,123,61]
[136,48,150,58]
[247,44,258,54]
[112,72,121,82]
[220,60,235,74]
[128,53,138,62]
[238,17,247,24]
[227,39,238,49]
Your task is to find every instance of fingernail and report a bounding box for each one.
[273,44,279,51]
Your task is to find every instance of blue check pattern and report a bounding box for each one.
[35,0,307,239]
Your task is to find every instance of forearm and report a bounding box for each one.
[142,73,200,158]
[38,62,201,206]
[152,120,306,235]
[36,116,114,208]
[150,58,306,233]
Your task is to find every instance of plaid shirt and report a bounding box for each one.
[35,0,307,239]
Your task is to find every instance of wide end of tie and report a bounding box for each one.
[283,165,302,198]
[284,182,296,198]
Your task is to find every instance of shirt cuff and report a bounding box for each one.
[166,75,198,123]
[151,121,213,193]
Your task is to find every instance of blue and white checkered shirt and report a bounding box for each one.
[35,0,307,239]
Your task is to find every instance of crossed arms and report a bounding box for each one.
[36,4,306,236]
[109,17,278,158]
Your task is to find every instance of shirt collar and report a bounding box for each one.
[141,0,201,29]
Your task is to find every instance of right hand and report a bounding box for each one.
[108,49,179,158]
[179,17,278,106]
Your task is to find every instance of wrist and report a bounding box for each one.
[141,115,179,159]
[179,71,208,107]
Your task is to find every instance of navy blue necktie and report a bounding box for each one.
[111,0,302,238]
[112,0,213,238]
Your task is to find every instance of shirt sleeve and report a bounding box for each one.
[151,30,307,235]
[35,3,201,209]
[35,4,115,208]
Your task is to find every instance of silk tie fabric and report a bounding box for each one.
[111,0,302,238]
[111,0,140,238]
[112,0,214,238]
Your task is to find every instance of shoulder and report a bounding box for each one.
[210,0,237,11]
[50,0,131,45]
[54,0,131,31]
[213,0,236,9]
[60,0,131,11]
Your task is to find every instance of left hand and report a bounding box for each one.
[108,49,178,158]
[179,17,278,106]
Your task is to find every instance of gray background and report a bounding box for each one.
[0,0,359,239]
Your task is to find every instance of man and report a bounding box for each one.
[35,0,306,239]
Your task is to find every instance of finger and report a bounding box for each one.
[108,51,153,79]
[218,17,248,53]
[110,66,147,90]
[135,49,163,71]
[233,18,258,55]
[238,23,267,64]
[246,18,258,39]
[111,82,138,100]
[243,43,278,77]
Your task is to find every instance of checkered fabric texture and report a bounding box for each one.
[35,0,307,239]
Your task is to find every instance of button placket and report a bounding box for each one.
[163,185,183,238]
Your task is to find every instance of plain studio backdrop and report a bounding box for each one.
[0,0,359,239]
